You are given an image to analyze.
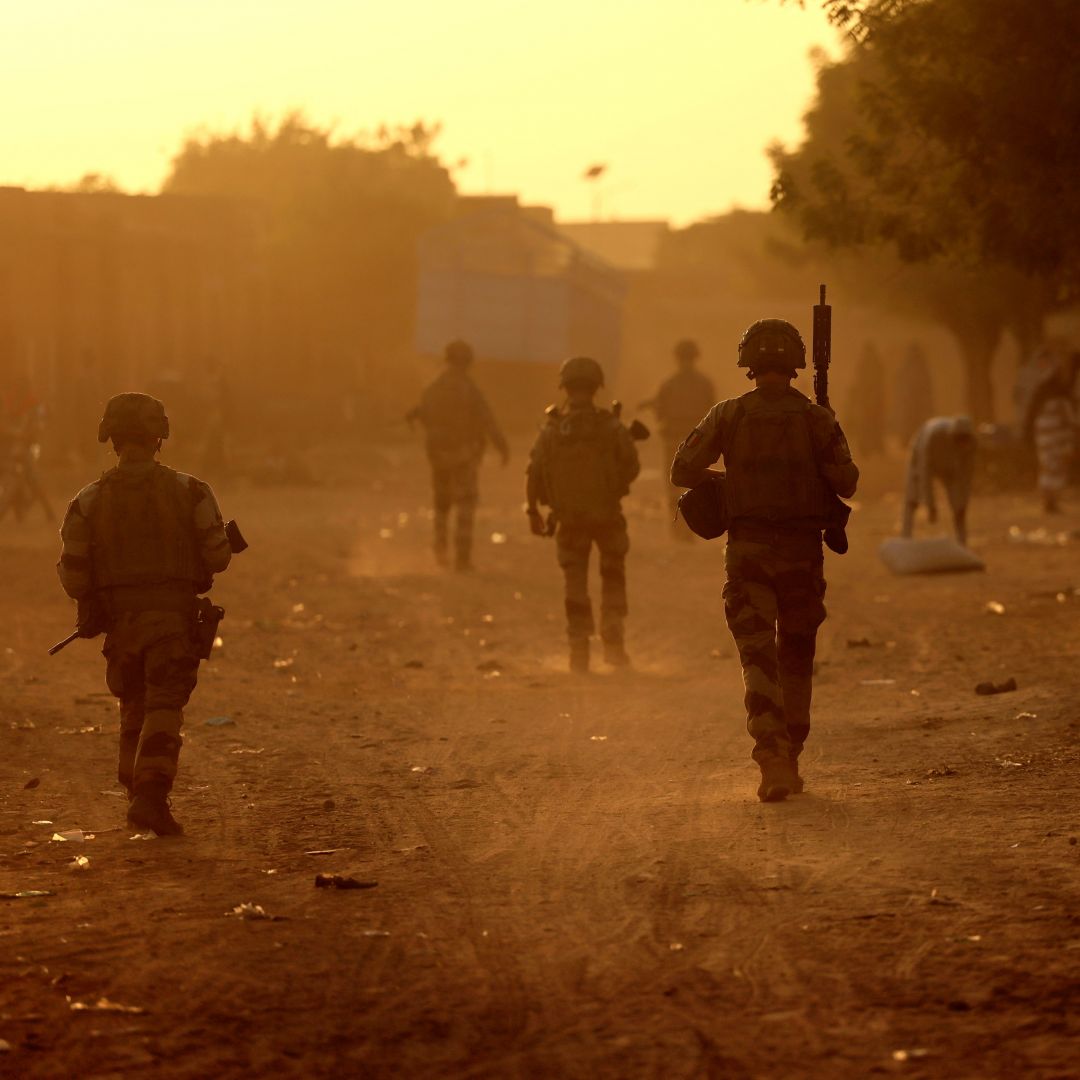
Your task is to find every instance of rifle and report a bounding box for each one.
[812,284,832,412]
[812,284,851,555]
[48,630,79,657]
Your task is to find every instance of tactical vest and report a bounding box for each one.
[543,408,623,523]
[89,464,202,591]
[722,393,829,526]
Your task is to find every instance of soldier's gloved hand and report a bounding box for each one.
[527,507,546,536]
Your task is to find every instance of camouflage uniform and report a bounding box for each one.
[411,365,508,569]
[58,455,231,798]
[671,385,858,767]
[527,400,640,666]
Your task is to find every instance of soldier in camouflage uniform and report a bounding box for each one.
[640,339,716,532]
[671,321,858,802]
[57,394,232,835]
[526,357,641,673]
[409,340,509,571]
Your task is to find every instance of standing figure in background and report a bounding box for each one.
[890,342,935,449]
[670,320,858,803]
[1024,350,1080,514]
[901,416,977,545]
[527,357,641,673]
[843,342,887,460]
[408,340,509,571]
[640,339,715,533]
[0,372,55,523]
[57,394,234,835]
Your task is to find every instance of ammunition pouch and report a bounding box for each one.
[677,474,729,540]
[824,492,851,555]
[193,596,225,660]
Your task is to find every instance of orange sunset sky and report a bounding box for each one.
[0,1,839,224]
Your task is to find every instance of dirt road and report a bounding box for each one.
[2,445,1079,1078]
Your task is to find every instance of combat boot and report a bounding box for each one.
[127,783,184,836]
[756,756,797,803]
[569,638,590,674]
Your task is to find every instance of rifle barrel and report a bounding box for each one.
[48,630,80,657]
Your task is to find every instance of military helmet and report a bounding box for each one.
[444,339,474,367]
[674,338,700,361]
[737,319,806,372]
[559,356,605,388]
[97,393,169,443]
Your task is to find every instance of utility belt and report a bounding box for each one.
[100,584,198,617]
[728,518,824,550]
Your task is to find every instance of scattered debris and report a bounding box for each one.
[0,890,55,900]
[490,532,508,545]
[272,657,295,670]
[305,849,342,856]
[975,677,1017,696]
[1007,525,1075,546]
[860,679,896,687]
[362,929,390,937]
[403,659,424,669]
[129,833,156,841]
[995,755,1030,768]
[314,874,378,890]
[476,659,502,673]
[846,638,874,648]
[226,902,283,921]
[926,766,958,779]
[70,856,90,870]
[1015,711,1037,720]
[205,716,236,727]
[668,942,684,952]
[23,777,40,790]
[410,765,432,774]
[69,997,146,1015]
[984,601,1006,615]
[323,799,336,811]
[892,1048,930,1062]
[32,820,52,825]
[51,830,89,843]
[590,735,608,742]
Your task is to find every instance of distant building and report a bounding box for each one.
[0,186,261,445]
[557,220,670,273]
[416,196,625,395]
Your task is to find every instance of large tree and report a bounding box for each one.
[163,113,455,414]
[771,0,1080,418]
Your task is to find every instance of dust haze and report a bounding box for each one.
[2,1,1079,1077]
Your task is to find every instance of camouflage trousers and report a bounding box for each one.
[431,460,479,568]
[722,537,826,763]
[103,611,200,794]
[556,516,630,644]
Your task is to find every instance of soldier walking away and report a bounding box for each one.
[56,394,233,835]
[526,357,641,673]
[671,321,858,802]
[408,340,510,571]
[1023,349,1080,514]
[901,417,977,545]
[640,339,715,534]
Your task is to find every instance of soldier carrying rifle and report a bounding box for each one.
[55,393,243,835]
[670,290,858,802]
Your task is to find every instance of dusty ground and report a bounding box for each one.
[2,442,1079,1079]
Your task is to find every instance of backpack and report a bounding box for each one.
[542,408,624,523]
[723,394,829,526]
[89,464,202,589]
